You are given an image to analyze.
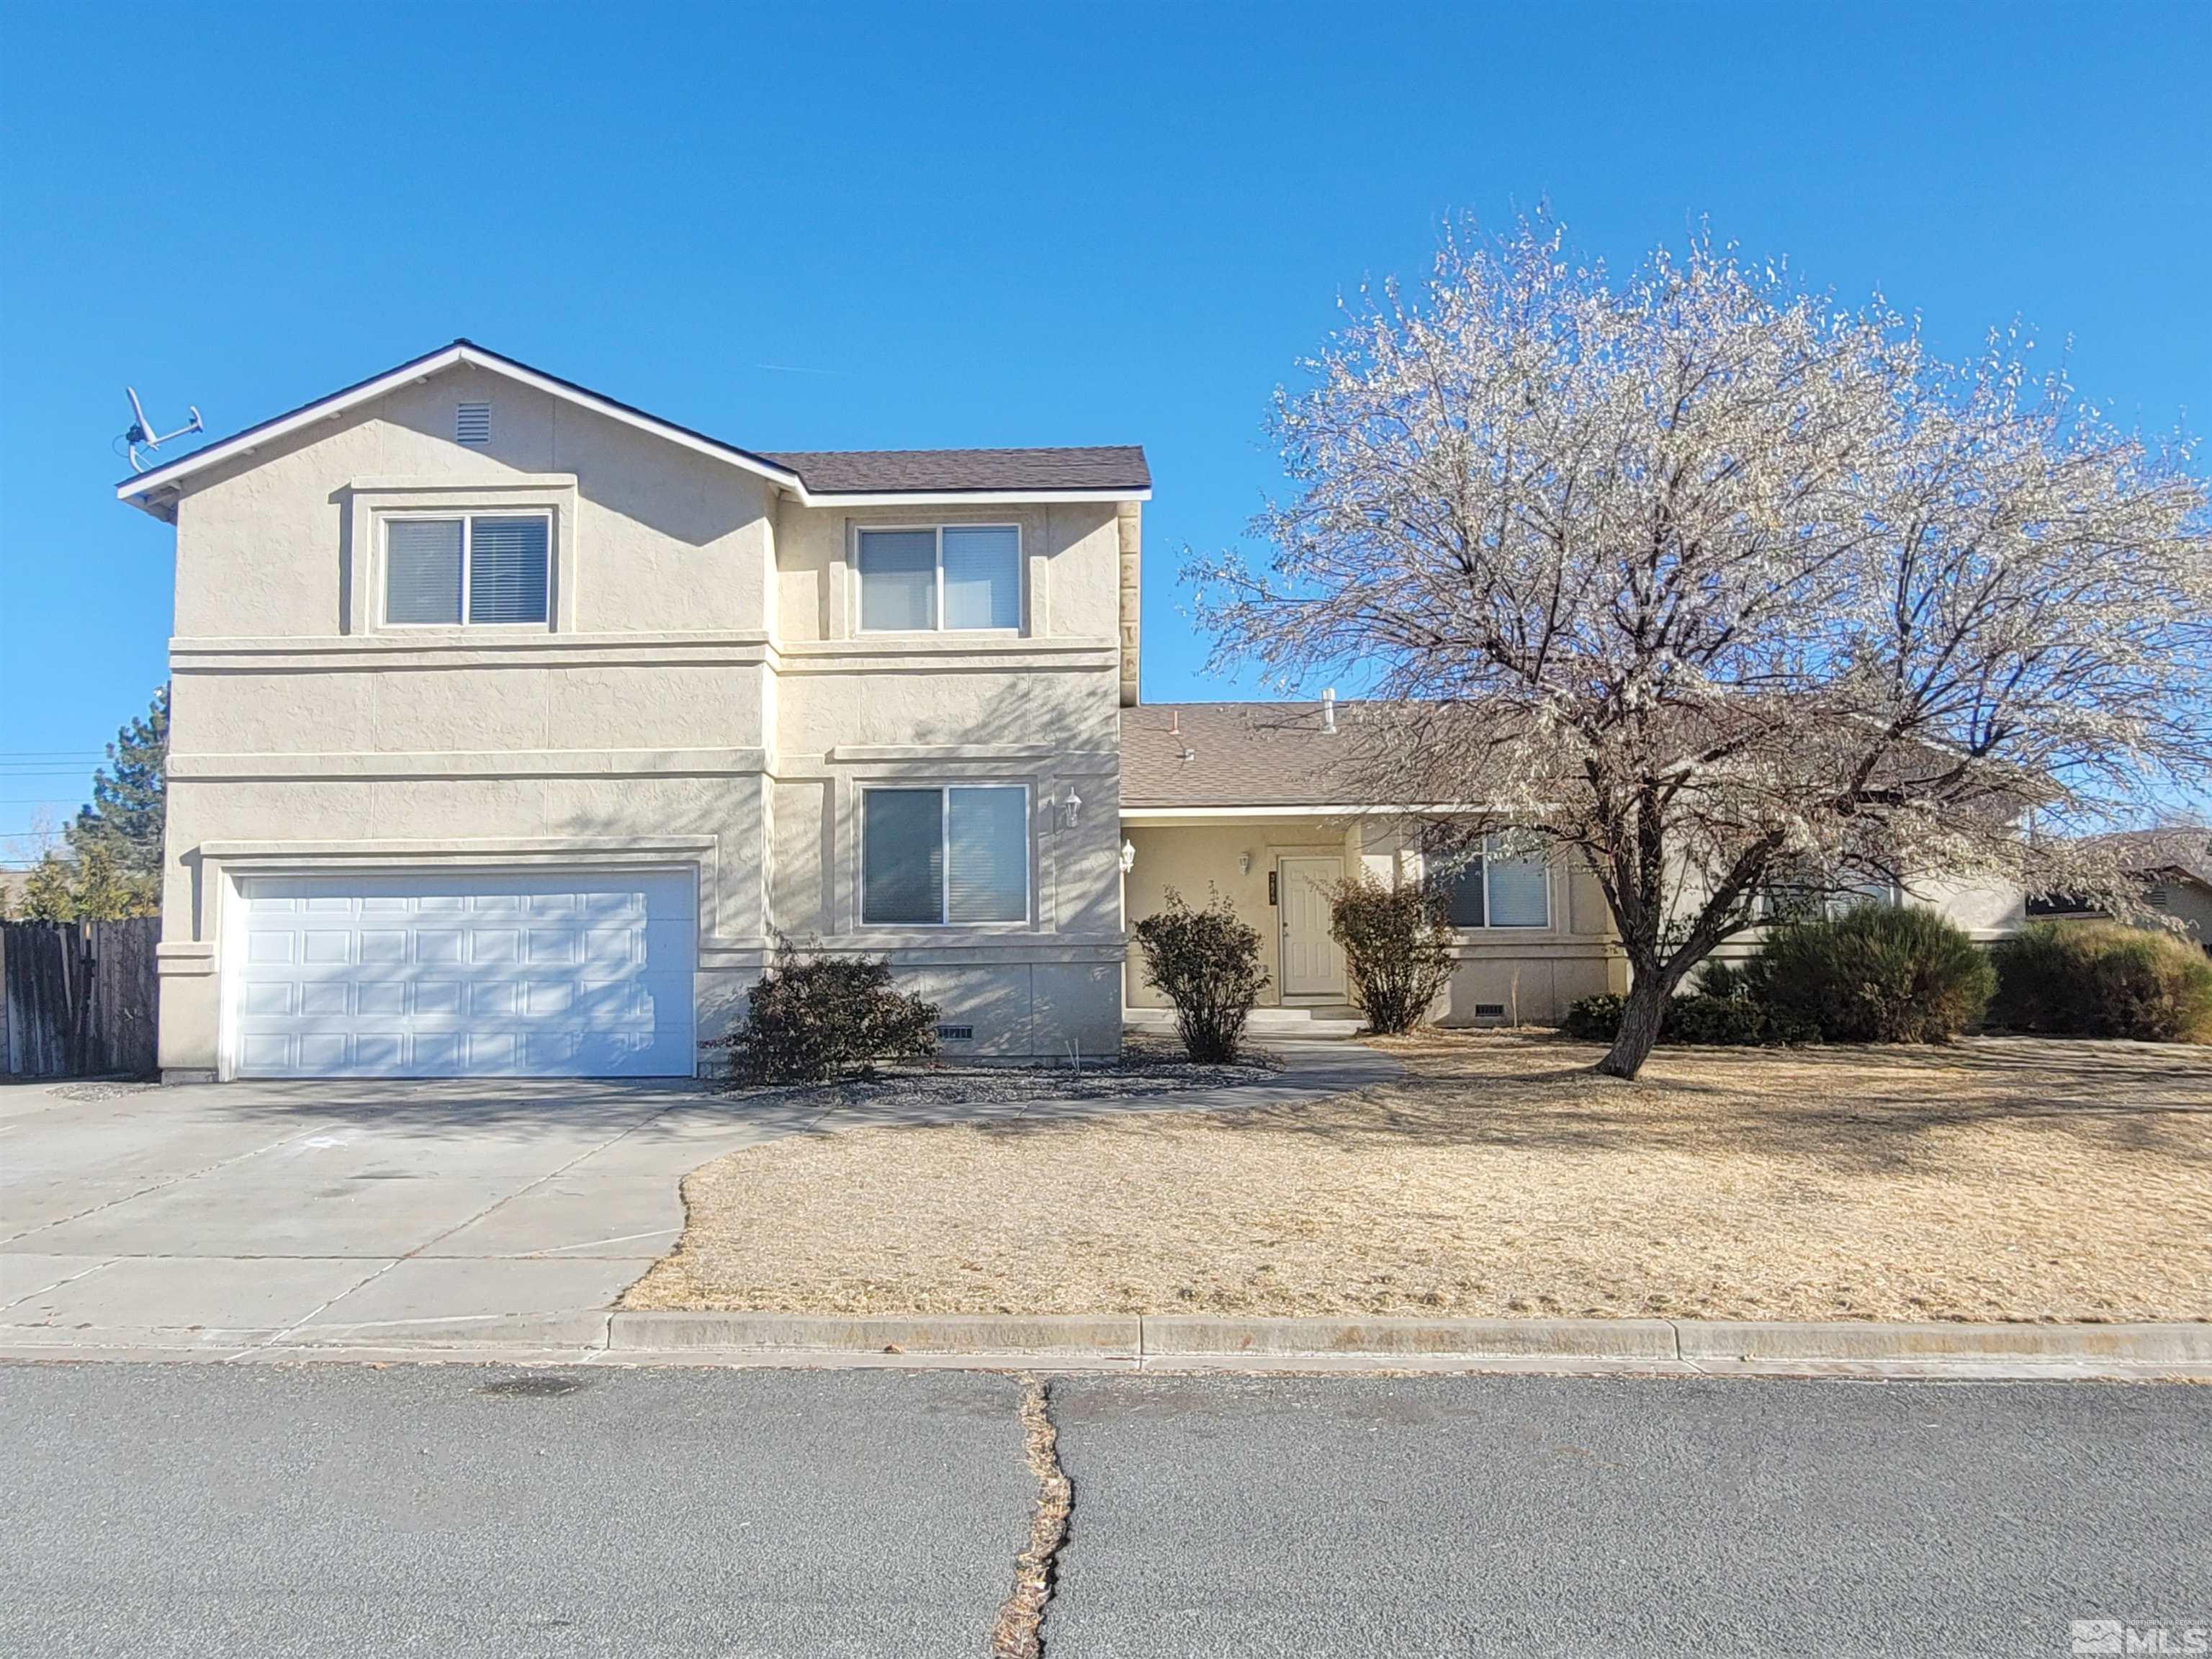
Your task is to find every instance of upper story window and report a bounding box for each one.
[861,784,1029,925]
[385,513,550,626]
[1431,832,1551,929]
[857,525,1020,631]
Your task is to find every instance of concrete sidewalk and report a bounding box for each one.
[0,1040,1398,1357]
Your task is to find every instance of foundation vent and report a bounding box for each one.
[456,401,492,444]
[935,1024,976,1043]
[1473,1002,1507,1018]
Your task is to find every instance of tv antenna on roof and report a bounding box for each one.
[117,387,204,472]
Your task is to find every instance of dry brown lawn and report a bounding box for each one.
[622,1031,2212,1323]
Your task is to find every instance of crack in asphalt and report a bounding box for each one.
[990,1376,1072,1659]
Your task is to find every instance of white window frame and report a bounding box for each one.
[380,509,555,629]
[858,781,1033,927]
[854,523,1024,634]
[1434,832,1553,931]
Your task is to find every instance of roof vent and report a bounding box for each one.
[1322,688,1337,733]
[456,402,492,445]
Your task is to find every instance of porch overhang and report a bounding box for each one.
[1119,804,1468,827]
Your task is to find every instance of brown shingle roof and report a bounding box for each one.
[763,445,1149,495]
[2089,828,2212,889]
[1120,701,1363,809]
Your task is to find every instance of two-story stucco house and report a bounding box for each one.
[121,341,1146,1080]
[122,342,2025,1082]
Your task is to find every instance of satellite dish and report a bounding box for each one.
[119,387,204,472]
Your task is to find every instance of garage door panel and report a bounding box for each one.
[416,980,464,1017]
[234,871,696,1079]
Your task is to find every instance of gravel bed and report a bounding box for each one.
[711,1031,1280,1112]
[42,1081,160,1101]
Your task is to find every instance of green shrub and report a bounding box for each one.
[709,937,939,1084]
[1558,988,1815,1047]
[1560,993,1625,1043]
[1133,887,1269,1062]
[1329,873,1455,1035]
[1991,921,2212,1043]
[1664,993,1773,1046]
[1755,906,1995,1043]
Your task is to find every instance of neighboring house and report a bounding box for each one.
[2026,829,2212,952]
[121,341,1147,1080]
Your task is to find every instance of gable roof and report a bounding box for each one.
[1120,701,1364,811]
[115,339,1151,517]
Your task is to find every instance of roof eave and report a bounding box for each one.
[799,486,1151,507]
[114,341,808,514]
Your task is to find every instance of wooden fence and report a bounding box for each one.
[1,918,161,1078]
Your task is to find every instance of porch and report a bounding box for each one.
[1118,813,1627,1029]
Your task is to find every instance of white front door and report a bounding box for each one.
[1277,855,1346,998]
[232,870,697,1079]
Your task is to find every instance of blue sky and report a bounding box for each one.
[3,1,2208,853]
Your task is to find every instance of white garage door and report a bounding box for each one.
[234,871,696,1078]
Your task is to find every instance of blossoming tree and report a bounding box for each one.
[1190,217,2212,1078]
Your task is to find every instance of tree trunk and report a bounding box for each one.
[1596,970,1671,1079]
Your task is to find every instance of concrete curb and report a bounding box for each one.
[1138,1315,1681,1358]
[7,1313,2207,1377]
[1668,1319,2212,1364]
[608,1312,1141,1355]
[588,1312,2212,1374]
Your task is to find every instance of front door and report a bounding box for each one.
[1277,856,1346,998]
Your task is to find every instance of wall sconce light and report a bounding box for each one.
[1119,839,1137,875]
[1237,851,1252,876]
[1062,788,1082,830]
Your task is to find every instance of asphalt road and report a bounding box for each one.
[1048,1373,2211,1658]
[0,1363,1034,1658]
[3,1365,2206,1658]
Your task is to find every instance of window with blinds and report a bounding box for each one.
[468,517,549,623]
[385,518,465,624]
[860,784,1028,925]
[1483,834,1551,928]
[856,524,1020,632]
[382,513,550,626]
[1426,832,1551,929]
[857,529,938,631]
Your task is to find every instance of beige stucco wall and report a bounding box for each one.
[2040,878,2212,953]
[2147,878,2212,949]
[1121,819,1624,1026]
[152,361,1133,1076]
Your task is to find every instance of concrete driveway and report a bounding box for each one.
[0,1074,819,1355]
[0,1041,1396,1359]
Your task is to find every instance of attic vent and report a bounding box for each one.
[935,1024,975,1042]
[456,402,492,444]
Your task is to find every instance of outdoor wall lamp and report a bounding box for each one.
[1237,851,1253,876]
[1119,839,1137,875]
[1062,788,1082,830]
